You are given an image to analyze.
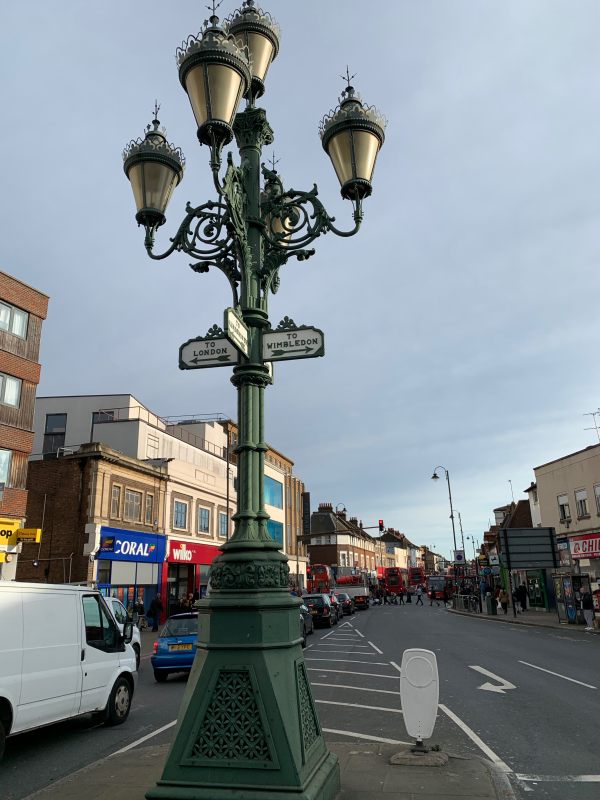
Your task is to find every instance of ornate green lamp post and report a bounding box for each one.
[123,4,385,799]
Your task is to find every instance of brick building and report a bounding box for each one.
[307,503,378,575]
[0,272,48,580]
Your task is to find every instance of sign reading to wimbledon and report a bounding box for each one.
[263,325,324,362]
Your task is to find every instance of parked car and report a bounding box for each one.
[151,612,198,682]
[328,594,342,622]
[335,592,355,615]
[299,603,314,647]
[0,582,136,761]
[303,594,336,627]
[106,596,142,669]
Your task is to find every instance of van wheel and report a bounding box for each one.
[0,719,5,762]
[154,670,168,683]
[104,676,132,726]
[133,644,141,670]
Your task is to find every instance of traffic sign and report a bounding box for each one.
[262,323,324,362]
[225,307,249,357]
[482,567,492,575]
[179,336,238,369]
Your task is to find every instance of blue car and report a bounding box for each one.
[151,612,198,682]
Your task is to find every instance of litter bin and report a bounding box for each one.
[485,594,497,615]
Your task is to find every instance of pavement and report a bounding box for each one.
[23,740,516,800]
[448,603,600,632]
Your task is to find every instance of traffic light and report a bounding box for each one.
[378,519,384,532]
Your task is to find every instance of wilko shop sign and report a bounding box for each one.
[570,533,600,560]
[98,527,166,563]
[168,539,219,565]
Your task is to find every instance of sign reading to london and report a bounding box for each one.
[262,317,325,362]
[180,325,238,370]
[224,307,249,357]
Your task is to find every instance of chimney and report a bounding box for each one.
[318,502,333,512]
[349,517,358,527]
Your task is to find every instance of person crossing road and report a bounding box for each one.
[415,585,424,605]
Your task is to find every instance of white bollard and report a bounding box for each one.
[400,648,439,750]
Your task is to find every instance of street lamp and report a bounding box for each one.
[431,466,457,553]
[123,4,385,800]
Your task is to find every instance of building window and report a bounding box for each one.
[0,301,28,339]
[264,475,283,509]
[197,506,210,534]
[558,494,571,522]
[43,413,66,456]
[92,410,114,425]
[267,519,283,548]
[124,489,142,522]
[147,434,159,459]
[145,494,154,525]
[594,485,600,515]
[0,448,11,488]
[0,373,21,408]
[174,500,188,530]
[111,485,121,518]
[575,489,589,518]
[218,512,228,538]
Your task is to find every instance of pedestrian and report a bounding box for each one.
[498,588,509,615]
[149,593,163,631]
[398,587,405,605]
[515,583,528,613]
[443,587,449,607]
[415,585,424,606]
[581,588,595,631]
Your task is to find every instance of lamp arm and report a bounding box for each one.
[144,199,241,307]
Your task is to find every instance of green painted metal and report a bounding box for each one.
[129,14,379,800]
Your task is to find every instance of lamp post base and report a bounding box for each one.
[145,552,340,800]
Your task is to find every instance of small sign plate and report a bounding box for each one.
[262,325,324,362]
[225,308,249,357]
[179,336,238,369]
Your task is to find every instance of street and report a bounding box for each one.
[3,606,599,800]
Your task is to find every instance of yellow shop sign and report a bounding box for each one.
[0,518,22,546]
[17,528,42,543]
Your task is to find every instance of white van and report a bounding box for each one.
[0,582,137,761]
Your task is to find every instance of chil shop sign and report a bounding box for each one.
[98,528,166,563]
[570,533,600,560]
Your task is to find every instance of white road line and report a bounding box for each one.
[312,682,399,696]
[110,720,177,756]
[316,699,402,714]
[307,668,399,680]
[516,774,600,783]
[308,649,378,655]
[306,658,390,666]
[314,642,371,647]
[368,641,383,654]
[518,660,597,690]
[438,704,511,773]
[354,628,365,638]
[322,728,410,746]
[390,661,402,674]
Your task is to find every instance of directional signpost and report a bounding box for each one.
[263,317,324,362]
[179,325,238,370]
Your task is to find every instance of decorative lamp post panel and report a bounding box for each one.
[123,4,385,800]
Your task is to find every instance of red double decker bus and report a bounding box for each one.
[306,564,334,594]
[381,567,405,596]
[408,566,426,588]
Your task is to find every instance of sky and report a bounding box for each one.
[2,1,600,560]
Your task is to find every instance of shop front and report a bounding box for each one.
[95,527,166,619]
[164,539,220,616]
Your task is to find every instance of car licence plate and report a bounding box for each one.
[169,643,193,651]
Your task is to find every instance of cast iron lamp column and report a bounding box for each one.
[122,4,385,800]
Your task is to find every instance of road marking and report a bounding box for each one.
[368,641,383,654]
[438,704,511,773]
[390,661,402,674]
[322,728,410,745]
[110,720,177,756]
[308,649,377,655]
[353,628,365,638]
[516,774,600,783]
[314,642,371,647]
[469,665,516,693]
[316,699,402,714]
[306,658,390,666]
[312,682,399,696]
[518,660,597,689]
[307,668,400,679]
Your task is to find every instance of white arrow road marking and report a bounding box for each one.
[469,665,516,693]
